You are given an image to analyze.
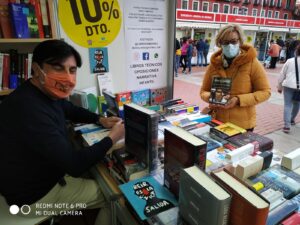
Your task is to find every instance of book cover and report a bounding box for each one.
[194,133,223,152]
[119,176,178,221]
[179,166,231,225]
[124,103,160,173]
[227,131,274,152]
[9,3,30,38]
[164,126,206,197]
[131,88,150,106]
[209,77,232,105]
[266,198,299,225]
[116,91,132,108]
[0,0,14,38]
[248,164,300,199]
[102,90,119,117]
[211,122,245,139]
[211,169,269,225]
[150,87,167,105]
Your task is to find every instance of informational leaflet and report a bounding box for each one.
[123,0,167,90]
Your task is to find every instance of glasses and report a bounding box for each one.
[221,39,239,45]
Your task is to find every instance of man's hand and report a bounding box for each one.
[99,116,122,128]
[108,121,125,144]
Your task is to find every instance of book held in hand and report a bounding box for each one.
[119,176,178,221]
[209,76,232,105]
[179,165,231,225]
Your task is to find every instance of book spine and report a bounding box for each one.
[148,113,159,172]
[9,3,30,38]
[0,53,3,90]
[2,53,10,89]
[0,1,14,38]
[30,0,44,38]
[218,197,231,225]
[39,0,50,37]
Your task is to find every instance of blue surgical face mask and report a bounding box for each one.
[221,43,240,58]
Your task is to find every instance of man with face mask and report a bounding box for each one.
[0,40,124,225]
[200,24,271,131]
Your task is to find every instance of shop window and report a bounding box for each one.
[213,3,219,13]
[223,4,230,14]
[182,0,188,9]
[233,7,239,14]
[252,9,258,16]
[202,2,209,11]
[193,1,199,11]
[267,10,272,18]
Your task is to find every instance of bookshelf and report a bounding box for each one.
[0,0,59,92]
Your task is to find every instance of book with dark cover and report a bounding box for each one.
[227,131,274,152]
[211,169,269,225]
[147,207,179,225]
[150,87,167,105]
[102,90,119,117]
[119,176,178,221]
[179,166,231,225]
[266,192,300,225]
[9,3,30,38]
[209,77,232,105]
[248,164,300,199]
[124,103,160,173]
[164,126,207,198]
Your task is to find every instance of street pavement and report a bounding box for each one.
[173,62,300,154]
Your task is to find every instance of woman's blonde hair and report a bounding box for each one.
[215,24,245,47]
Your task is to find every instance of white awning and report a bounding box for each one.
[241,25,259,31]
[259,26,289,32]
[176,22,220,29]
[290,28,300,33]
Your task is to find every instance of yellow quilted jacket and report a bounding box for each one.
[200,44,271,129]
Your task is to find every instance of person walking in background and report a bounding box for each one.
[174,38,181,77]
[200,24,271,131]
[196,39,205,66]
[186,39,194,74]
[180,37,188,74]
[268,40,281,69]
[203,39,210,66]
[277,44,300,134]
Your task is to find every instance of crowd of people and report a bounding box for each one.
[174,37,210,76]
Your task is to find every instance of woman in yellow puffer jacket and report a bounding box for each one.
[200,24,271,130]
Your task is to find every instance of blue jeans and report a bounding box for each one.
[197,51,204,66]
[174,55,180,74]
[187,56,192,72]
[283,87,300,128]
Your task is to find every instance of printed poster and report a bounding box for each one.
[124,0,167,90]
[89,48,109,74]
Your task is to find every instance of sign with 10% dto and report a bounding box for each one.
[59,0,122,48]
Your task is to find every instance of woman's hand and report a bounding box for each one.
[99,116,122,128]
[108,121,125,144]
[209,96,239,110]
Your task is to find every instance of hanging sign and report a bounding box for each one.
[58,0,122,47]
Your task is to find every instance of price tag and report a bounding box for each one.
[59,0,122,47]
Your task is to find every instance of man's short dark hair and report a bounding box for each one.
[32,40,82,68]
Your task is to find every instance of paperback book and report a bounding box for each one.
[119,176,178,221]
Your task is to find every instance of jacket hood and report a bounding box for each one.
[210,44,257,68]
